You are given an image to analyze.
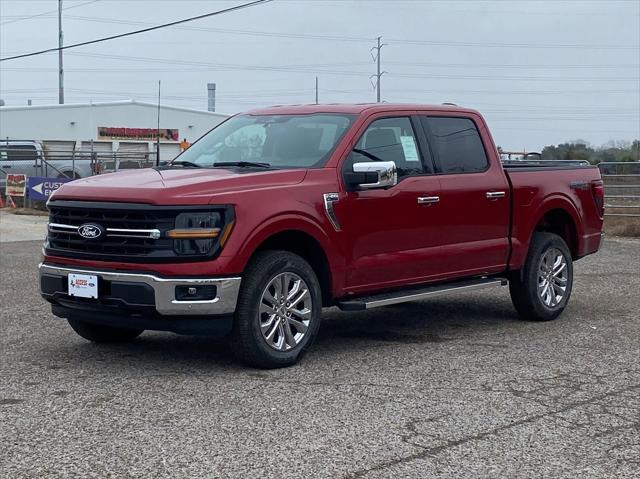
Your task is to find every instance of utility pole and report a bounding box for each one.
[156,80,161,166]
[370,36,386,103]
[58,0,64,104]
[315,76,318,104]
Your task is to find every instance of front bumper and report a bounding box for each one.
[39,263,241,316]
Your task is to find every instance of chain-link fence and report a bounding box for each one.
[1,148,160,179]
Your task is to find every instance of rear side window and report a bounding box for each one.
[0,145,38,162]
[422,117,488,173]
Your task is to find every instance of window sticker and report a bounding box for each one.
[400,136,420,162]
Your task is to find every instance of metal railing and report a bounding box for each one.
[1,149,162,181]
[598,161,640,218]
[501,158,592,167]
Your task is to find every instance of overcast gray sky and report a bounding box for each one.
[1,0,639,151]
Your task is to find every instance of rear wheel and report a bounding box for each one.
[67,318,143,342]
[509,232,573,321]
[58,171,81,180]
[232,250,322,368]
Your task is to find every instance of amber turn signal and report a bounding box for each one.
[166,228,220,239]
[219,220,235,247]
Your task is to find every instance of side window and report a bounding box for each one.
[1,146,38,162]
[352,117,423,177]
[423,117,488,173]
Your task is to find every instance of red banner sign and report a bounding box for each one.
[6,174,27,197]
[98,127,179,141]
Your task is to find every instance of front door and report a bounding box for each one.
[340,115,443,293]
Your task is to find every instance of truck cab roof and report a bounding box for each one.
[245,103,480,116]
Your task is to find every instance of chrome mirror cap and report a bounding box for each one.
[352,161,397,189]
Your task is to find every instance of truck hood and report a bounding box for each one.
[51,167,308,205]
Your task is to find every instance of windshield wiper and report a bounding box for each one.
[168,160,202,168]
[213,161,271,168]
[352,148,385,162]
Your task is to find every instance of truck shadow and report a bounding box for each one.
[50,295,519,371]
[316,296,518,346]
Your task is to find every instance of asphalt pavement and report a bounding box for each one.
[1,238,638,478]
[0,210,48,243]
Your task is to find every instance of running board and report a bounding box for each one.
[337,277,508,311]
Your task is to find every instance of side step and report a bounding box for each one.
[337,277,508,311]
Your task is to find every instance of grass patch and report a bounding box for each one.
[605,216,640,237]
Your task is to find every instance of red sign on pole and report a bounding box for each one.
[6,174,27,197]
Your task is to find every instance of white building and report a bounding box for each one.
[0,100,228,162]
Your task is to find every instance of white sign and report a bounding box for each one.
[68,273,98,299]
[400,136,420,162]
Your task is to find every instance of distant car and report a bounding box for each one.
[0,141,93,194]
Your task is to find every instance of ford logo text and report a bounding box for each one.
[78,223,105,240]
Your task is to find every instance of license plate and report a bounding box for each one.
[68,273,99,299]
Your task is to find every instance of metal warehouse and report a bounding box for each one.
[0,100,228,163]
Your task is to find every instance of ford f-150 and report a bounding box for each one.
[39,104,604,368]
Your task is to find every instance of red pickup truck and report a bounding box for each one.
[40,104,604,368]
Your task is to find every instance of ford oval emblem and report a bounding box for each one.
[78,223,105,240]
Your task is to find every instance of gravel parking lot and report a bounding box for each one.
[1,238,638,478]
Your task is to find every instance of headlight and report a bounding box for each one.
[170,211,222,255]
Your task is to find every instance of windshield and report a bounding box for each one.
[174,113,355,169]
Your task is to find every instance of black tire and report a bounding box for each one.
[58,171,81,180]
[67,318,143,343]
[509,232,573,321]
[232,250,322,368]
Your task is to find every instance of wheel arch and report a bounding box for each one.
[531,207,580,259]
[250,230,333,306]
[232,215,342,306]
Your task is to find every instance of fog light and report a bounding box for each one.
[175,285,217,301]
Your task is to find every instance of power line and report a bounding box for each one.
[0,0,99,26]
[0,0,273,62]
[383,61,640,70]
[386,37,640,50]
[60,14,374,43]
[9,50,635,82]
[17,12,639,50]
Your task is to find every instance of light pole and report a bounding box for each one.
[58,0,64,104]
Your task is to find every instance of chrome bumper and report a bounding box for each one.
[39,263,241,316]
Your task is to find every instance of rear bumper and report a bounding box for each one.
[578,231,604,258]
[39,262,241,317]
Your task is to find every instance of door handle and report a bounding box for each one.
[417,196,440,205]
[486,191,506,199]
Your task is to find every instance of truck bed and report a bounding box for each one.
[504,164,603,268]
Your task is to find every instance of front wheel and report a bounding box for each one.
[67,318,144,342]
[509,232,574,321]
[232,250,322,368]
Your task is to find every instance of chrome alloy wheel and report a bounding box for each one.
[537,247,568,308]
[259,272,312,351]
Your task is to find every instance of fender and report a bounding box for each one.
[510,193,584,269]
[223,212,347,295]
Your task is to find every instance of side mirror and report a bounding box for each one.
[345,161,398,190]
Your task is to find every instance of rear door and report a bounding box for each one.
[419,114,510,277]
[340,114,443,292]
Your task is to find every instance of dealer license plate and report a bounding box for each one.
[68,273,99,299]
